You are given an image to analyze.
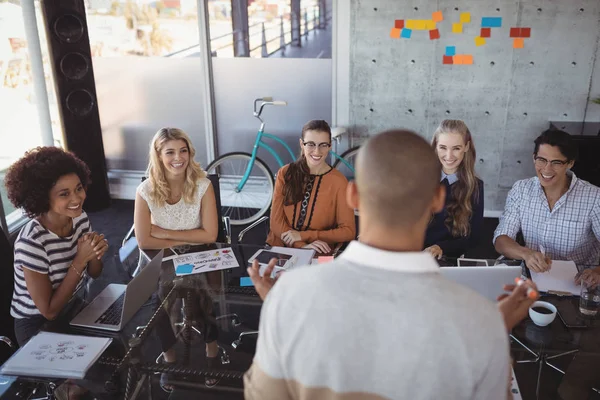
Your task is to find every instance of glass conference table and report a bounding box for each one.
[1,246,599,400]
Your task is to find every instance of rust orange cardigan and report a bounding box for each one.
[266,164,356,248]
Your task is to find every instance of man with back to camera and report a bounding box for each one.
[244,129,538,400]
[494,129,600,286]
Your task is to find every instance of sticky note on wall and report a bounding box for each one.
[445,46,456,56]
[462,55,474,65]
[390,28,401,39]
[460,12,471,23]
[425,20,436,30]
[452,23,463,33]
[481,17,502,28]
[429,29,440,40]
[405,20,417,29]
[401,28,412,39]
[432,11,443,22]
[395,19,404,29]
[474,36,486,46]
[513,38,524,48]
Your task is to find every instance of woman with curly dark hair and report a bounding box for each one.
[5,147,108,346]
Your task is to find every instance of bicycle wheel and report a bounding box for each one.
[333,146,360,181]
[206,152,274,226]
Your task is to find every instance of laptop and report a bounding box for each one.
[70,249,164,331]
[440,266,522,302]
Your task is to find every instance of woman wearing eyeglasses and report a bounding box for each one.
[266,120,356,254]
[424,120,484,259]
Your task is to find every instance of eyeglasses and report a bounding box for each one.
[534,157,569,168]
[302,141,331,150]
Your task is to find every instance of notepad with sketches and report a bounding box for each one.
[0,332,112,379]
[530,260,580,296]
[174,247,240,276]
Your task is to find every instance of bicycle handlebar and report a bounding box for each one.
[253,97,287,120]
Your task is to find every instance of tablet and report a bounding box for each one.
[248,249,297,271]
[557,301,591,328]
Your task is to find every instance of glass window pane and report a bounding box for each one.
[87,2,210,170]
[208,0,332,58]
[0,1,64,227]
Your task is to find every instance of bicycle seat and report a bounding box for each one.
[331,127,347,139]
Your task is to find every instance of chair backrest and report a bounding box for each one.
[0,229,16,347]
[207,174,228,243]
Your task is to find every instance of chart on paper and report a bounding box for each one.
[174,247,240,276]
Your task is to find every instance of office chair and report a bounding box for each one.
[120,174,232,278]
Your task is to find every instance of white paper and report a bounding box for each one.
[530,260,580,295]
[1,332,111,379]
[173,247,240,276]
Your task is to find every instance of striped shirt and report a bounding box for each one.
[11,213,91,319]
[494,172,600,266]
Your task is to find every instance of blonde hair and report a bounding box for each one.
[146,127,206,206]
[431,120,480,237]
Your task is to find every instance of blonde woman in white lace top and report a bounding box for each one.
[134,127,220,388]
[134,128,218,249]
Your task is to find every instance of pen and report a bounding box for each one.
[514,277,539,299]
[539,244,545,256]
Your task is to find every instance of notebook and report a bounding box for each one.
[0,332,112,379]
[530,260,580,295]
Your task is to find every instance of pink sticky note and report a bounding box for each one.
[318,256,334,264]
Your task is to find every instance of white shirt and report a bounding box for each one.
[246,240,509,400]
[494,172,600,266]
[137,178,210,230]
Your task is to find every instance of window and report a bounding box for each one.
[0,1,64,233]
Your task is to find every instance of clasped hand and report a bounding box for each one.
[75,232,108,266]
[524,250,552,273]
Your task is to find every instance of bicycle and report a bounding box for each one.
[205,97,360,226]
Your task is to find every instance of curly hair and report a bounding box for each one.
[4,147,91,218]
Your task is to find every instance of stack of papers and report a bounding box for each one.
[530,260,580,295]
[0,332,112,379]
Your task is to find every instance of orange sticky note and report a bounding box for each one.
[318,256,334,264]
[474,36,486,46]
[452,23,463,33]
[513,38,524,48]
[463,55,473,65]
[432,11,443,22]
[390,28,401,39]
[453,55,464,65]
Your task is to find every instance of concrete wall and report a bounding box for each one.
[336,0,600,213]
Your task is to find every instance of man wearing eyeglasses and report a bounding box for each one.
[494,130,600,279]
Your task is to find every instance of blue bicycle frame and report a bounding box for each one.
[236,129,355,191]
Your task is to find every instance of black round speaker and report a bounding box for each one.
[60,52,89,80]
[65,89,94,117]
[53,14,84,43]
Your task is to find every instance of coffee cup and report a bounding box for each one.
[528,301,557,327]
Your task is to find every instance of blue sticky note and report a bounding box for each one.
[175,264,194,274]
[445,46,456,56]
[401,28,412,39]
[481,17,502,28]
[240,277,254,287]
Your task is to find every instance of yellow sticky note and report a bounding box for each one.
[513,38,524,48]
[475,36,486,46]
[413,20,427,30]
[405,20,417,29]
[390,28,401,39]
[460,12,471,23]
[452,23,463,33]
[425,20,436,30]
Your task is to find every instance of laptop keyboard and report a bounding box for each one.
[95,293,125,325]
